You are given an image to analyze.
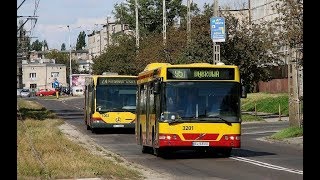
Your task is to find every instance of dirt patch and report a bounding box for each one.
[58,122,172,180]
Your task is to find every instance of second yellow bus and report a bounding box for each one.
[84,74,137,133]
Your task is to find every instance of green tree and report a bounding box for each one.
[179,6,279,92]
[31,39,43,51]
[112,0,198,37]
[92,35,138,75]
[101,1,280,93]
[135,27,187,71]
[220,13,277,92]
[76,31,86,50]
[61,43,66,51]
[271,0,303,65]
[179,14,214,64]
[45,50,69,65]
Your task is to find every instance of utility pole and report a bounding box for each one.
[67,25,72,93]
[288,48,302,127]
[121,2,124,33]
[248,0,251,24]
[212,0,219,64]
[135,0,139,49]
[187,0,191,45]
[163,0,167,46]
[17,0,39,88]
[99,29,102,55]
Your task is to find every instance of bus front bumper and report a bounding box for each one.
[91,121,135,129]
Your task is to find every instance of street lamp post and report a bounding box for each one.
[67,25,72,94]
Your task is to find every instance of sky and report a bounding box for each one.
[17,0,246,50]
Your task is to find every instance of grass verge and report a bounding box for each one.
[241,114,264,122]
[241,92,289,116]
[17,99,143,180]
[269,126,303,140]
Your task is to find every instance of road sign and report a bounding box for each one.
[210,17,226,42]
[53,80,59,89]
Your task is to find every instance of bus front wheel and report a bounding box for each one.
[91,128,96,133]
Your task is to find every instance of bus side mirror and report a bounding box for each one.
[154,81,160,94]
[241,85,247,98]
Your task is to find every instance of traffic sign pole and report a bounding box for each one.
[210,16,225,64]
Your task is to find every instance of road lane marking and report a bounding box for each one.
[61,100,82,110]
[230,156,303,175]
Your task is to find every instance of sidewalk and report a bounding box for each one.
[242,111,288,122]
[242,111,303,147]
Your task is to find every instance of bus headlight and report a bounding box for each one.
[170,115,176,120]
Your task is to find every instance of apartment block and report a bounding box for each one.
[21,59,67,90]
[87,21,134,58]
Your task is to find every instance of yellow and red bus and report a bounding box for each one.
[136,62,247,157]
[84,73,137,133]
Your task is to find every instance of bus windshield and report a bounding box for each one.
[163,82,241,122]
[96,85,136,112]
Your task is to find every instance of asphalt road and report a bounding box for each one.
[33,96,303,180]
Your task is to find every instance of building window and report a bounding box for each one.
[112,25,115,33]
[51,72,59,78]
[29,73,36,78]
[30,84,37,88]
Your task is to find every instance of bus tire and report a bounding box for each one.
[142,146,148,153]
[91,128,96,133]
[86,124,91,130]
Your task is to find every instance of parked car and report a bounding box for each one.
[36,89,56,96]
[20,89,31,98]
[71,86,84,96]
[60,86,70,95]
[17,89,23,97]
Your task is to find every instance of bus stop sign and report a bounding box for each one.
[210,17,226,42]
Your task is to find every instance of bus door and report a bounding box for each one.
[153,81,161,147]
[146,83,152,146]
[136,85,143,144]
[140,84,148,145]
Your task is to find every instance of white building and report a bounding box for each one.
[21,59,67,90]
[87,21,134,58]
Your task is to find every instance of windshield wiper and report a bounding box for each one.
[104,108,127,112]
[209,115,232,125]
[168,119,184,125]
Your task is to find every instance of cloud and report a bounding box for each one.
[31,16,108,50]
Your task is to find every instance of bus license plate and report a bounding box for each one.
[113,125,124,128]
[192,142,209,146]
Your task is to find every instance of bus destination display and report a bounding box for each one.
[98,78,137,85]
[167,68,234,80]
